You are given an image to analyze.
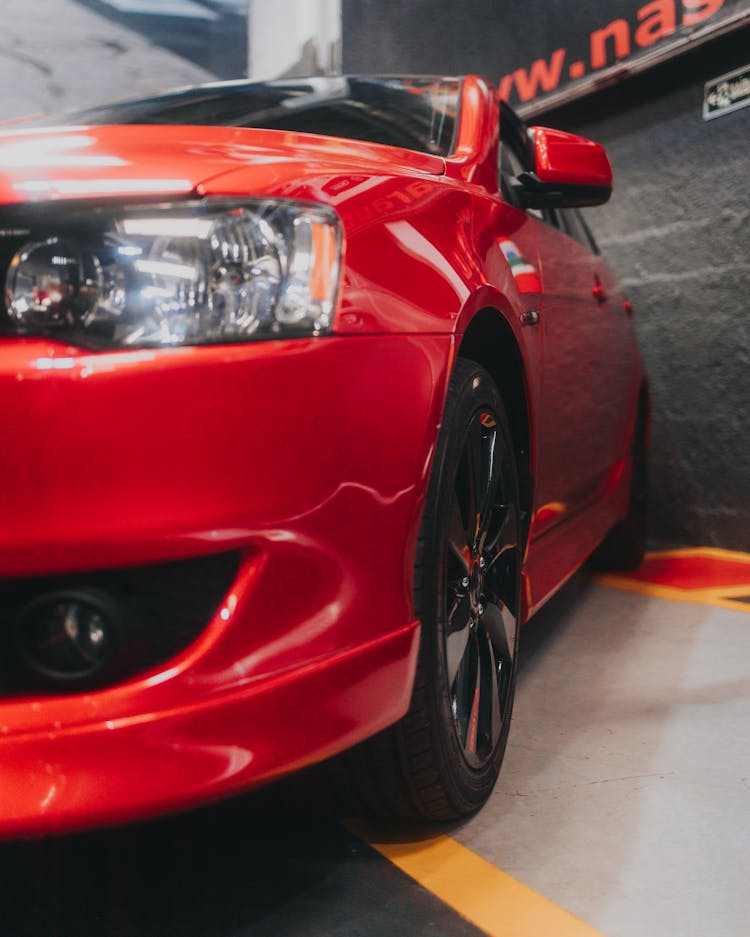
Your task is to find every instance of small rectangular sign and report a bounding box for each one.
[704,64,750,120]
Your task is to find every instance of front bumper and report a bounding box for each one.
[0,333,450,836]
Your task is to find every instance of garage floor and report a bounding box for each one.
[1,548,748,937]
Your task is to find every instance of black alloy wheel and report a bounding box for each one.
[352,359,522,820]
[446,401,518,770]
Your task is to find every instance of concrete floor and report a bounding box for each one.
[455,571,750,937]
[1,553,748,936]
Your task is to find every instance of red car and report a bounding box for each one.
[0,75,647,836]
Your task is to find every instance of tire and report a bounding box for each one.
[351,359,522,820]
[589,406,648,572]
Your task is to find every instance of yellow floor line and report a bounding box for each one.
[718,585,750,599]
[595,547,750,613]
[643,546,750,563]
[595,574,750,614]
[345,821,606,937]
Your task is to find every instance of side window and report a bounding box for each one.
[559,208,600,254]
[498,107,559,229]
[498,131,527,209]
[578,211,600,255]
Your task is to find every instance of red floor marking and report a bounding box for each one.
[599,549,750,611]
[628,553,750,591]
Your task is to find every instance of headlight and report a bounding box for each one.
[3,200,342,348]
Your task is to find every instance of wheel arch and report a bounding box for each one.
[456,307,533,549]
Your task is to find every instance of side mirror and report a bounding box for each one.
[516,127,613,209]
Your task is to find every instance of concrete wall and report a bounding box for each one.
[341,0,530,76]
[341,0,746,107]
[342,3,750,548]
[545,33,750,549]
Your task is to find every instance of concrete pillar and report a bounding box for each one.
[248,0,341,80]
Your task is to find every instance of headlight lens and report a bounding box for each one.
[3,200,342,347]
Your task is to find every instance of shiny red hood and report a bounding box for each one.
[0,124,444,205]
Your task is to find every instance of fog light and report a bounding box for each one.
[14,589,125,684]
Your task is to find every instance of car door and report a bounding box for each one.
[499,108,632,536]
[533,200,633,532]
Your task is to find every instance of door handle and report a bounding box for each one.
[592,275,608,305]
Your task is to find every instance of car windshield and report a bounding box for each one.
[61,76,461,157]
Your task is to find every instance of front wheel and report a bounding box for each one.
[352,359,522,820]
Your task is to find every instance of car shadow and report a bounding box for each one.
[0,758,483,936]
[0,785,345,935]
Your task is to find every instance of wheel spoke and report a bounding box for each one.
[447,492,471,578]
[465,419,483,549]
[481,599,516,666]
[465,418,501,552]
[477,425,501,554]
[446,595,473,686]
[464,654,482,754]
[484,631,503,746]
[485,500,518,569]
